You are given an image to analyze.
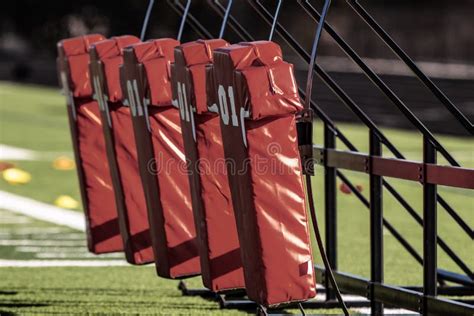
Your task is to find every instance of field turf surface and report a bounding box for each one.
[0,82,472,314]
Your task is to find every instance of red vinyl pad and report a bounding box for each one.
[212,41,316,307]
[57,35,122,254]
[121,39,200,278]
[89,36,154,265]
[172,39,245,292]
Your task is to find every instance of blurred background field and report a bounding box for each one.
[0,82,472,314]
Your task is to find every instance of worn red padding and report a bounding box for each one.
[57,35,122,254]
[121,39,200,278]
[172,39,245,292]
[212,41,316,307]
[89,36,154,265]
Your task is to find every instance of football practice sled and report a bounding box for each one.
[211,41,316,307]
[57,34,123,254]
[88,35,154,265]
[120,39,201,278]
[172,39,246,292]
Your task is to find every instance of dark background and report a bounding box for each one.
[1,0,473,135]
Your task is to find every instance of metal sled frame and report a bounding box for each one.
[166,0,474,314]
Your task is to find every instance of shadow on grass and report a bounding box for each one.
[0,303,49,308]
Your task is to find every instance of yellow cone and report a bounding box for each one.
[54,195,79,209]
[2,168,31,185]
[52,156,75,170]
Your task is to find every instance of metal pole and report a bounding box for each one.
[177,0,192,41]
[369,131,383,315]
[218,0,233,39]
[423,136,437,314]
[324,123,337,302]
[303,0,331,110]
[297,0,348,313]
[140,0,155,40]
[268,0,283,41]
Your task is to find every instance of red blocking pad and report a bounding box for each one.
[172,39,245,292]
[89,35,155,265]
[212,41,316,307]
[57,35,123,254]
[121,39,200,278]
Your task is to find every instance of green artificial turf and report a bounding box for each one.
[0,81,472,314]
[0,211,343,315]
[0,267,353,315]
[0,267,238,315]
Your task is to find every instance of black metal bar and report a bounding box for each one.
[345,0,473,135]
[298,0,472,238]
[314,266,474,315]
[438,198,473,240]
[219,297,371,310]
[179,280,252,309]
[404,285,474,297]
[369,131,384,315]
[436,269,474,288]
[423,137,437,315]
[324,124,337,302]
[177,281,217,298]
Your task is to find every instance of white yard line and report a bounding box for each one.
[35,252,124,259]
[0,240,85,246]
[15,246,89,253]
[0,259,129,267]
[27,233,85,239]
[0,191,85,231]
[311,295,415,314]
[0,144,71,161]
[0,217,33,224]
[354,307,417,315]
[0,144,42,160]
[313,293,366,302]
[0,227,69,235]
